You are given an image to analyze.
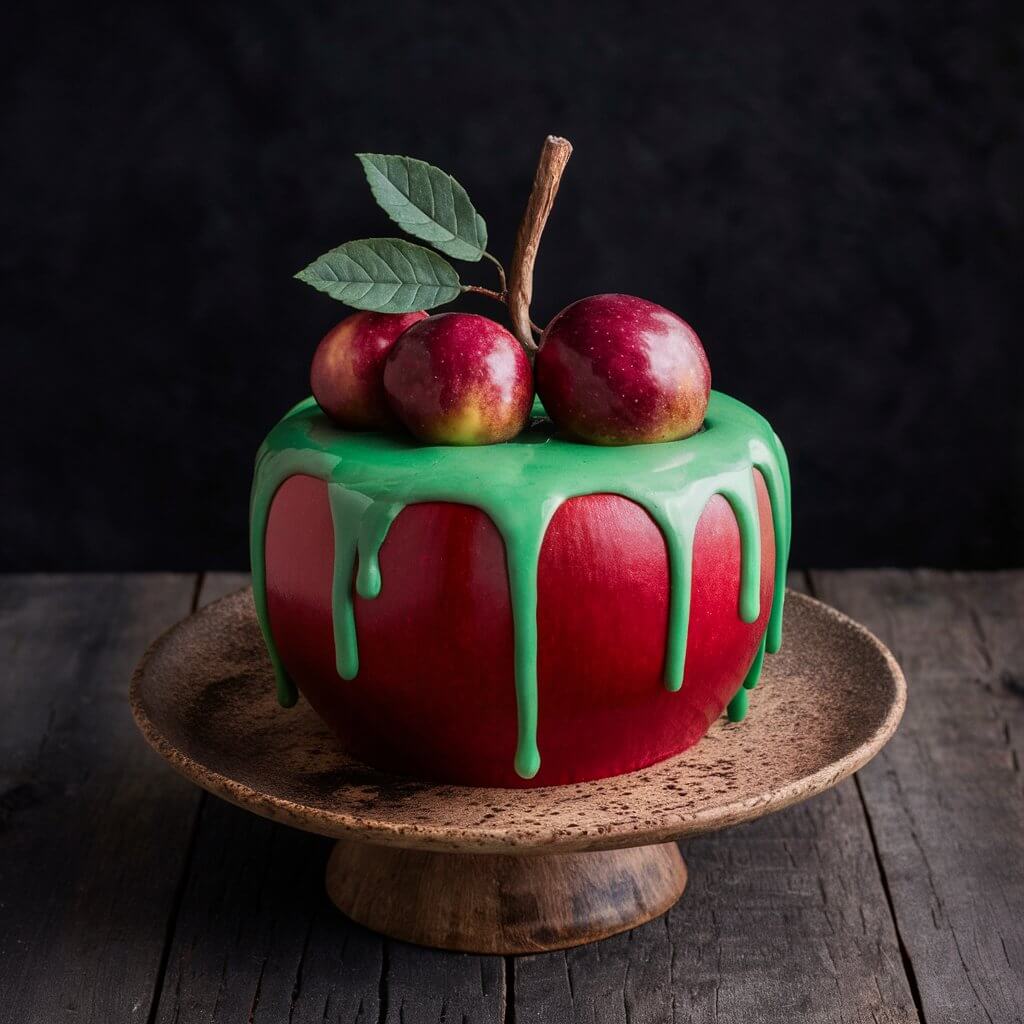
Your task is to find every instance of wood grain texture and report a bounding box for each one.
[810,570,1024,1024]
[150,573,506,1024]
[512,572,920,1023]
[130,587,905,853]
[0,574,200,1024]
[155,796,363,1023]
[513,784,920,1023]
[19,571,1017,1022]
[150,802,506,1024]
[326,839,686,954]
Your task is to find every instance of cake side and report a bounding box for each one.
[250,391,791,785]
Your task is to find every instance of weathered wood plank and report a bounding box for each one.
[514,784,919,1024]
[513,572,920,1023]
[151,796,390,1023]
[810,569,1024,1024]
[0,573,200,1024]
[150,573,506,1024]
[195,570,250,607]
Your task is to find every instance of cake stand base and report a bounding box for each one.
[131,587,905,954]
[325,838,687,953]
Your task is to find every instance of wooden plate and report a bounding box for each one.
[130,587,904,952]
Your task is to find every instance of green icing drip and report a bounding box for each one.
[250,390,791,779]
[744,633,768,691]
[728,628,770,723]
[727,686,749,722]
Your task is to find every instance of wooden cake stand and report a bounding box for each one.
[130,588,905,954]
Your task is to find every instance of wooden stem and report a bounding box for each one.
[507,136,573,351]
[461,284,506,304]
[482,251,507,295]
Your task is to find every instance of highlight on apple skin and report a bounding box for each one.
[310,310,428,430]
[383,313,534,445]
[535,293,711,445]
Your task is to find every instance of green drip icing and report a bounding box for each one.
[744,633,768,690]
[355,501,404,599]
[728,628,770,723]
[504,528,547,780]
[249,397,335,707]
[727,686,749,722]
[718,470,762,623]
[761,433,792,654]
[658,522,693,693]
[248,444,302,708]
[249,391,792,779]
[327,487,371,680]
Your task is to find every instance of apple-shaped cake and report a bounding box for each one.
[252,138,791,787]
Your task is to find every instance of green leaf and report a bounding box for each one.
[295,238,462,312]
[357,153,487,262]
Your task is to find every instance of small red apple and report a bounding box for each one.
[310,310,427,429]
[535,293,710,445]
[383,313,533,445]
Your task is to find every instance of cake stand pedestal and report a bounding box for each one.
[130,589,904,954]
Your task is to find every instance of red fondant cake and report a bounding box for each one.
[250,138,791,788]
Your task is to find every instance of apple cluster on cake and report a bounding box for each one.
[250,138,791,787]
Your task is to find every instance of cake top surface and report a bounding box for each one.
[259,390,781,493]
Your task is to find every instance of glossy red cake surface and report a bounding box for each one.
[264,472,775,788]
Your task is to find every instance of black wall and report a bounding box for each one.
[4,0,1022,570]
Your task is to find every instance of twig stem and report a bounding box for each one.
[507,136,573,351]
[460,285,507,304]
[482,251,507,294]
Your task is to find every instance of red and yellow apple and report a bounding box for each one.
[310,310,427,429]
[383,313,533,445]
[263,471,775,787]
[536,293,711,445]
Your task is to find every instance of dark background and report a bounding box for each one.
[3,0,1022,570]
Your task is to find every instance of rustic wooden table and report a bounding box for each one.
[2,571,1021,1023]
